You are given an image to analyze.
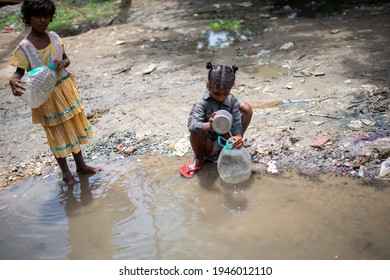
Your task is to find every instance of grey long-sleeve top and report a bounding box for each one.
[188,90,242,137]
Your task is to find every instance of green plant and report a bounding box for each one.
[49,1,117,32]
[210,19,241,30]
[0,0,117,33]
[0,14,21,30]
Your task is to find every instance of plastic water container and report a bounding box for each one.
[212,110,232,134]
[217,137,252,184]
[19,61,57,108]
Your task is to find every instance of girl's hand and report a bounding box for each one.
[57,60,67,70]
[52,56,67,70]
[203,112,217,133]
[209,112,217,123]
[9,78,25,96]
[203,121,212,132]
[231,135,243,149]
[52,57,64,70]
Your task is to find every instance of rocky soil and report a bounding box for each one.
[0,0,389,188]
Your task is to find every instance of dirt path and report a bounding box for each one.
[0,0,389,187]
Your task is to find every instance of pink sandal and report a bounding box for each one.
[179,160,203,178]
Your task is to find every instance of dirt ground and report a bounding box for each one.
[0,0,389,187]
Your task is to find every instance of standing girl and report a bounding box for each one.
[9,0,101,186]
[180,61,253,178]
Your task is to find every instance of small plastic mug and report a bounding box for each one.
[212,110,232,134]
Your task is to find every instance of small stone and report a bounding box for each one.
[238,2,252,7]
[0,205,9,211]
[361,119,376,126]
[313,71,325,76]
[142,64,156,75]
[123,147,137,154]
[330,29,341,34]
[116,144,124,152]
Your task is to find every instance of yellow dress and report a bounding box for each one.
[10,32,93,158]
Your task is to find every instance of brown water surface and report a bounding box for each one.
[0,156,389,260]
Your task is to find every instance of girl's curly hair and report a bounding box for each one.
[20,0,56,25]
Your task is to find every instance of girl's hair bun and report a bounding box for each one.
[206,61,213,70]
[232,64,239,73]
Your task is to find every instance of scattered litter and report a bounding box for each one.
[379,158,390,178]
[357,165,365,178]
[115,40,126,45]
[267,161,278,173]
[353,130,390,145]
[310,136,331,148]
[3,25,14,33]
[174,137,190,157]
[348,120,364,129]
[123,147,137,154]
[279,42,294,50]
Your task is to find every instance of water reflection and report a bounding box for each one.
[0,157,389,260]
[197,162,252,213]
[196,26,262,52]
[59,174,113,260]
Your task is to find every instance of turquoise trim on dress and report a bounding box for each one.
[42,97,83,119]
[84,125,92,131]
[53,140,79,152]
[52,134,90,151]
[55,74,69,85]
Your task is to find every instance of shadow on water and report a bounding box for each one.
[0,156,389,260]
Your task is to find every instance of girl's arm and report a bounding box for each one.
[9,67,26,96]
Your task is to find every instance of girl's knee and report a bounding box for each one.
[240,102,253,117]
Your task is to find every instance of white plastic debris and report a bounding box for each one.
[267,160,278,173]
[174,137,190,157]
[379,158,390,178]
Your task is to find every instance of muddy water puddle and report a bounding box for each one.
[0,156,389,260]
[242,64,294,78]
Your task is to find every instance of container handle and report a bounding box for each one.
[218,136,234,150]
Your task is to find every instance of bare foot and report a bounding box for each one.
[63,171,78,186]
[77,164,103,174]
